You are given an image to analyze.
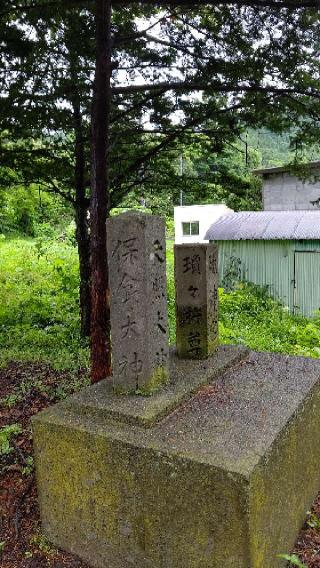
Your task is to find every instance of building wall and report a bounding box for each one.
[174,204,233,244]
[263,169,320,210]
[217,239,320,316]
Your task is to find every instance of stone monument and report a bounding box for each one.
[107,212,169,394]
[32,211,320,568]
[175,243,218,358]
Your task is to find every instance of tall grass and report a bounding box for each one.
[0,237,319,372]
[0,237,88,370]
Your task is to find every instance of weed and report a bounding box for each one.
[1,377,49,409]
[53,374,89,400]
[30,532,56,555]
[1,392,23,408]
[0,424,22,455]
[22,456,34,476]
[307,512,320,531]
[277,554,307,567]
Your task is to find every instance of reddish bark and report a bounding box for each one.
[90,0,112,382]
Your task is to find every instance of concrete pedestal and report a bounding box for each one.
[33,348,320,568]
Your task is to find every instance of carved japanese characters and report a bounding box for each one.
[175,243,219,359]
[107,212,169,393]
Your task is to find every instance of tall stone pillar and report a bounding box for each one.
[107,212,169,394]
[175,243,219,359]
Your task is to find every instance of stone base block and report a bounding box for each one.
[32,348,320,568]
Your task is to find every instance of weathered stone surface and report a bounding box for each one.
[33,351,320,568]
[107,212,169,394]
[65,345,248,427]
[174,243,218,359]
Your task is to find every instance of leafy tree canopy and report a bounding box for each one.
[1,2,320,204]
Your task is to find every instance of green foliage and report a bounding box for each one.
[166,247,320,358]
[277,554,307,567]
[166,218,174,238]
[0,184,72,237]
[0,424,22,455]
[22,456,34,477]
[179,141,262,212]
[117,138,262,216]
[1,377,48,408]
[166,240,176,344]
[3,1,320,231]
[0,238,89,370]
[1,237,320,375]
[29,532,56,555]
[219,283,320,358]
[111,206,152,216]
[248,128,293,166]
[248,128,320,168]
[307,512,320,531]
[24,531,57,559]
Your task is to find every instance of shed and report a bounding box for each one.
[205,210,320,317]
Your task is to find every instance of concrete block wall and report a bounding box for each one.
[263,170,320,210]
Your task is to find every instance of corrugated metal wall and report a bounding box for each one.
[294,251,320,316]
[217,239,320,316]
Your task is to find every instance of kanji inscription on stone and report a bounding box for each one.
[175,243,219,359]
[107,212,169,393]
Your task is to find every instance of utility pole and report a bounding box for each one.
[180,154,184,206]
[245,131,248,166]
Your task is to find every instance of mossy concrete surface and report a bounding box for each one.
[65,345,248,427]
[33,350,320,568]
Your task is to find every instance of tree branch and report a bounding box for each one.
[112,80,320,99]
[111,102,243,202]
[114,0,320,7]
[41,180,76,204]
[114,10,179,44]
[2,0,320,18]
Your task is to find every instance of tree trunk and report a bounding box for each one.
[73,97,91,338]
[90,0,112,382]
[75,201,91,337]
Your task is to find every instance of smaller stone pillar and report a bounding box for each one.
[175,243,219,359]
[107,212,169,394]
